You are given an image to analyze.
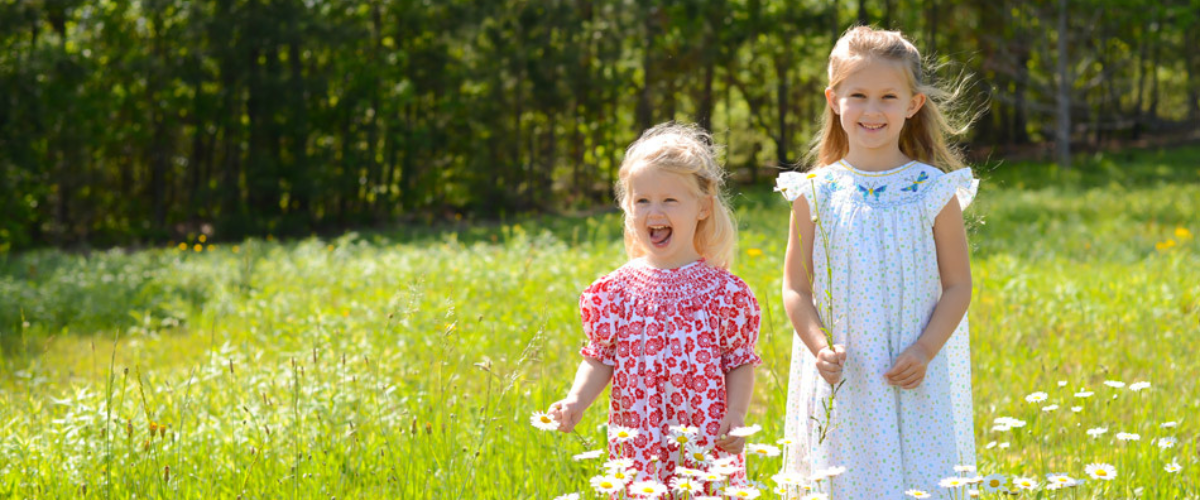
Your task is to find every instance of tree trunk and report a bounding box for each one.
[1054,0,1071,169]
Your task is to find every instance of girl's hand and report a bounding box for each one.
[547,398,587,433]
[714,412,747,455]
[816,344,847,386]
[884,342,932,390]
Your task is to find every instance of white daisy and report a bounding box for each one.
[1025,392,1048,403]
[530,411,560,431]
[1042,404,1059,412]
[724,486,761,498]
[991,424,1011,433]
[968,489,980,497]
[610,426,640,442]
[1085,463,1117,481]
[628,480,667,498]
[964,476,984,484]
[675,466,703,478]
[1165,462,1182,473]
[776,437,795,445]
[684,443,713,466]
[998,442,1011,449]
[699,471,727,483]
[939,477,966,488]
[1103,380,1126,389]
[728,424,762,438]
[1012,476,1038,490]
[985,441,997,449]
[603,458,634,470]
[821,466,847,477]
[1057,380,1068,387]
[1086,427,1108,438]
[905,490,931,498]
[1115,432,1141,441]
[771,472,806,486]
[590,475,625,494]
[1045,473,1076,488]
[746,443,781,457]
[1157,436,1177,449]
[954,465,977,473]
[1129,381,1151,391]
[713,464,742,476]
[981,474,1007,493]
[1074,390,1094,398]
[609,467,637,484]
[1071,406,1083,413]
[1161,421,1178,428]
[553,493,580,500]
[572,450,603,461]
[711,455,740,468]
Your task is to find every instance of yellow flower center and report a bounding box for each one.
[539,416,551,423]
[1097,470,1107,477]
[989,480,1000,487]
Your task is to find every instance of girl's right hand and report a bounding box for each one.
[548,398,587,433]
[816,344,847,386]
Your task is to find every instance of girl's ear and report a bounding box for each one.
[825,87,839,115]
[699,196,713,221]
[907,92,928,118]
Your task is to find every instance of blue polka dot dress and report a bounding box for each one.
[774,160,978,498]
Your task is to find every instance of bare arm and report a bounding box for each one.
[714,364,755,454]
[884,198,972,389]
[782,198,847,384]
[548,357,614,432]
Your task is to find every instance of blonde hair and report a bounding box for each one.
[615,122,737,269]
[811,26,976,172]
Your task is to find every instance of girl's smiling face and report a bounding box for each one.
[626,165,711,269]
[826,58,926,165]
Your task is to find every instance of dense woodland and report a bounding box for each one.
[2,0,1198,251]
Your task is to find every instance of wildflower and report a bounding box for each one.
[530,411,560,431]
[1012,477,1038,490]
[1103,380,1125,389]
[685,443,713,466]
[998,442,1010,449]
[1156,437,1177,449]
[675,466,703,478]
[572,450,603,461]
[746,444,781,457]
[713,464,742,476]
[746,248,763,258]
[1086,427,1108,438]
[1025,392,1048,403]
[776,437,795,446]
[1085,463,1117,481]
[939,477,967,488]
[711,455,739,468]
[628,480,667,498]
[771,472,805,486]
[728,424,762,438]
[604,458,635,470]
[1115,432,1140,441]
[589,475,624,494]
[991,424,1011,433]
[954,465,977,473]
[610,468,637,484]
[1045,474,1076,488]
[1057,380,1068,387]
[1042,405,1059,412]
[1161,421,1178,428]
[1071,406,1083,413]
[1074,390,1094,398]
[1164,462,1182,473]
[553,494,580,500]
[1130,381,1151,392]
[1177,227,1194,239]
[610,426,640,442]
[821,466,847,478]
[905,490,931,498]
[724,486,761,499]
[699,471,727,483]
[670,477,700,494]
[981,474,1007,493]
[985,441,996,449]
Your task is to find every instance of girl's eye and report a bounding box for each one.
[851,93,866,98]
[635,198,649,204]
[884,94,897,99]
[664,198,678,203]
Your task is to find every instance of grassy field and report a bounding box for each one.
[1,147,1198,499]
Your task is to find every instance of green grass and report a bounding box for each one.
[1,146,1198,498]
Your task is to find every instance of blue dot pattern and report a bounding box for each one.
[774,161,979,498]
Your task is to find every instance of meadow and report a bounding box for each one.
[1,147,1198,499]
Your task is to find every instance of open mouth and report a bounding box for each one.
[648,224,673,248]
[860,123,885,131]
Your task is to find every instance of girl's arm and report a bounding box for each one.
[548,358,614,433]
[884,198,972,389]
[782,199,847,384]
[714,364,754,454]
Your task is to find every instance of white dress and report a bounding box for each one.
[775,160,978,498]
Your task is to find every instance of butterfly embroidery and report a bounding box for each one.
[857,183,887,201]
[901,171,930,192]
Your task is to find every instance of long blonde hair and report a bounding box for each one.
[615,122,737,269]
[811,26,976,172]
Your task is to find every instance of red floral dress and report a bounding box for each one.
[579,259,762,492]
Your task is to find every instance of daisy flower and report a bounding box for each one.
[610,426,640,443]
[711,455,740,467]
[1042,404,1059,412]
[1130,381,1151,391]
[771,472,806,486]
[553,494,580,500]
[670,477,700,494]
[1074,390,1094,398]
[604,458,635,470]
[675,466,703,478]
[1115,432,1141,441]
[728,424,762,438]
[685,443,713,466]
[1045,474,1076,488]
[590,475,625,494]
[1071,406,1083,413]
[1103,380,1126,389]
[1085,463,1117,480]
[991,424,1011,433]
[1025,392,1048,403]
[1165,462,1182,473]
[746,444,781,458]
[530,411,560,431]
[981,474,1007,493]
[905,490,931,498]
[1161,421,1178,429]
[572,450,603,461]
[1057,380,1068,387]
[713,464,742,476]
[1086,427,1108,438]
[609,467,637,484]
[1156,436,1177,449]
[628,480,667,498]
[939,477,966,488]
[998,442,1010,449]
[821,466,847,478]
[954,465,977,473]
[724,486,762,499]
[985,441,997,449]
[776,437,795,446]
[699,471,727,483]
[1012,477,1038,490]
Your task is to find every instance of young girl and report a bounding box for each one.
[776,26,978,498]
[547,122,762,495]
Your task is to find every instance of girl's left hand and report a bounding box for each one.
[713,412,747,454]
[884,342,933,390]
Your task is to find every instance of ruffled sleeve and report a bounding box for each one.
[718,276,763,373]
[775,170,823,215]
[578,279,617,366]
[921,168,979,227]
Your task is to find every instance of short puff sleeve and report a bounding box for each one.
[775,170,824,216]
[578,281,617,366]
[717,278,763,373]
[921,168,979,227]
